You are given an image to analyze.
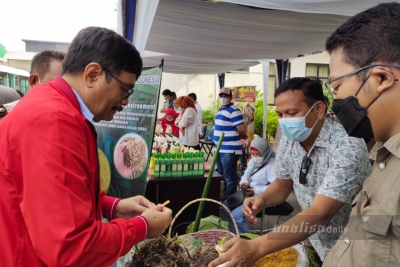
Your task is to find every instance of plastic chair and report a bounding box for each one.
[199,124,207,139]
[252,201,294,235]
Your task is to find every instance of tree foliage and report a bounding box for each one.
[254,91,278,142]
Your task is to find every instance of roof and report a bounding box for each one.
[0,64,30,77]
[4,51,37,61]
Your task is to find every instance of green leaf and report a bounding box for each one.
[172,238,184,245]
[192,238,203,248]
[239,233,260,240]
[185,215,229,233]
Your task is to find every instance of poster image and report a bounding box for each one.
[227,86,256,142]
[94,65,162,198]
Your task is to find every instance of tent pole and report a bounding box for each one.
[259,61,270,140]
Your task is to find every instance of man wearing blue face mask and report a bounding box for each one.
[213,88,248,201]
[209,77,371,267]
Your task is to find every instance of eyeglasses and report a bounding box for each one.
[103,69,134,99]
[324,63,400,92]
[299,155,311,185]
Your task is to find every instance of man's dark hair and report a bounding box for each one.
[188,93,197,101]
[31,50,65,79]
[62,27,142,79]
[171,92,177,100]
[162,89,172,96]
[326,2,400,80]
[275,77,325,108]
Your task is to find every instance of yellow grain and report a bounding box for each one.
[253,247,299,267]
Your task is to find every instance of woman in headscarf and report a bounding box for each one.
[174,96,200,150]
[161,108,180,136]
[223,137,275,233]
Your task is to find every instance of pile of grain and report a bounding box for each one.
[253,247,299,267]
[121,137,147,178]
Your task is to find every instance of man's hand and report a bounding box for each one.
[116,196,155,219]
[141,205,172,238]
[242,196,264,224]
[236,123,248,139]
[208,238,262,267]
[240,182,249,190]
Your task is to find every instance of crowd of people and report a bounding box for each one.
[209,3,400,267]
[158,90,203,149]
[1,2,400,267]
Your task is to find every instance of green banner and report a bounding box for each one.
[94,65,162,198]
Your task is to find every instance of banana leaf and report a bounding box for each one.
[186,215,229,234]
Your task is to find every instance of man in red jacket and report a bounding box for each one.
[0,27,172,267]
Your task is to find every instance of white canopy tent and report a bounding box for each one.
[118,0,385,138]
[217,0,386,16]
[120,0,385,74]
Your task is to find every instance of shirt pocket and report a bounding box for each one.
[327,237,351,266]
[356,191,392,266]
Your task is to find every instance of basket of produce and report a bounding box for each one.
[126,198,238,267]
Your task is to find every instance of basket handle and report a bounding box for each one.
[168,198,240,237]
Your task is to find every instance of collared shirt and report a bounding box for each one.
[275,119,371,260]
[324,133,400,267]
[213,103,244,154]
[194,102,203,133]
[72,89,94,121]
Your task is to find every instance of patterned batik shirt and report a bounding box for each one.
[274,119,372,260]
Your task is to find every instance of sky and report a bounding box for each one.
[0,0,118,51]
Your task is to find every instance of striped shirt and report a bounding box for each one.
[213,103,244,154]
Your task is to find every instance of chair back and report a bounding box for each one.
[256,201,294,217]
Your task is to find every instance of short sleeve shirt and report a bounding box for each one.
[274,119,371,260]
[213,103,244,154]
[324,133,400,267]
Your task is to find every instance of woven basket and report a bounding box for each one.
[168,198,240,255]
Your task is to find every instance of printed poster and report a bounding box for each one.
[227,86,256,142]
[94,65,162,198]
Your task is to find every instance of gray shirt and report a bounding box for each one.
[0,85,21,105]
[275,119,371,260]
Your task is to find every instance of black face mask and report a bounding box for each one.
[331,73,380,140]
[332,96,375,139]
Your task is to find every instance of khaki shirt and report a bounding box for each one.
[324,133,400,267]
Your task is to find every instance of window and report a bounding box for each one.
[228,67,249,73]
[305,64,329,84]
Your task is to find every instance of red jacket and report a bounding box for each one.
[0,77,147,267]
[161,114,180,136]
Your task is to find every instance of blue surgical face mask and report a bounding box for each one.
[278,103,318,142]
[178,107,183,112]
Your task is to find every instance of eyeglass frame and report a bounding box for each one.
[324,63,400,92]
[299,155,311,185]
[103,69,135,99]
